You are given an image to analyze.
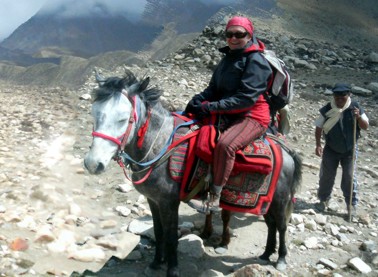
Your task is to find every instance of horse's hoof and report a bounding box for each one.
[199,232,212,240]
[167,267,180,277]
[214,246,228,254]
[149,260,163,270]
[276,258,287,271]
[257,255,270,265]
[276,261,287,271]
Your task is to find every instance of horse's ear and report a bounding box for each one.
[94,68,106,87]
[139,77,150,91]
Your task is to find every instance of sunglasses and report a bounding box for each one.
[225,31,249,39]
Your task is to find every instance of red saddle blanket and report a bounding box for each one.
[168,117,283,215]
[195,124,273,175]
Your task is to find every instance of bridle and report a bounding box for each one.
[90,89,171,184]
[92,89,135,154]
[90,88,199,185]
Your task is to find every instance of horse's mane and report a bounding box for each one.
[92,71,163,107]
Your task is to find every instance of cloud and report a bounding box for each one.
[199,0,235,5]
[0,0,236,42]
[40,0,147,21]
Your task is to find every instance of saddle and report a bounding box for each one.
[168,117,284,215]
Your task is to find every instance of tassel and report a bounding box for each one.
[137,110,151,148]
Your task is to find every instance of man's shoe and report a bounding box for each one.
[347,205,357,216]
[346,205,358,222]
[187,198,210,215]
[315,201,327,212]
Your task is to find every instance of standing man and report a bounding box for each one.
[314,83,369,215]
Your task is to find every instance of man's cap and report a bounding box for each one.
[332,83,351,94]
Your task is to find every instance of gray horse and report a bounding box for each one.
[84,71,302,277]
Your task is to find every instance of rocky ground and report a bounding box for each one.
[1,18,378,277]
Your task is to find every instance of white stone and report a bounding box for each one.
[117,183,134,193]
[178,234,205,258]
[115,206,131,217]
[68,247,106,262]
[69,203,82,216]
[348,257,372,274]
[35,225,55,243]
[291,213,304,225]
[304,237,318,249]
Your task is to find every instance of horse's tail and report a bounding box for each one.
[267,133,303,196]
[288,148,303,196]
[285,147,302,222]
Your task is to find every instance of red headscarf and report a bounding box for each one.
[226,16,254,36]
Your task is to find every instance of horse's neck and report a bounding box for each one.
[126,104,174,164]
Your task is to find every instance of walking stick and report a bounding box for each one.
[348,115,357,222]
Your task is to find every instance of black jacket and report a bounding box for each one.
[193,37,272,125]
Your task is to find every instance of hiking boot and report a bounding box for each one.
[315,201,327,212]
[187,198,211,215]
[208,192,221,213]
[208,185,222,212]
[187,185,222,214]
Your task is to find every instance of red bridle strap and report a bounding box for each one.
[92,131,123,146]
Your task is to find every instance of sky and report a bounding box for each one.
[0,0,235,42]
[0,0,47,41]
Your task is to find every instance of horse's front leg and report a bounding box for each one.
[220,209,232,247]
[147,199,165,269]
[161,200,180,277]
[147,198,180,277]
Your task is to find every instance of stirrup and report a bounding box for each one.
[187,198,211,215]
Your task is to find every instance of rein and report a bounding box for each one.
[117,119,197,184]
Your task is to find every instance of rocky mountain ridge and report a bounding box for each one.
[0,2,378,276]
[0,0,377,88]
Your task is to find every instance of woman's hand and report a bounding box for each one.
[184,98,202,114]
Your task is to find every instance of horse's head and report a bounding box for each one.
[84,70,156,174]
[84,69,143,174]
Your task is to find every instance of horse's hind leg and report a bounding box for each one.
[259,212,277,263]
[200,212,213,239]
[220,209,231,247]
[275,201,294,271]
[276,219,288,271]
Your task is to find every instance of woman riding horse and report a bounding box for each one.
[185,16,273,214]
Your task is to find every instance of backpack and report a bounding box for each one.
[262,50,294,111]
